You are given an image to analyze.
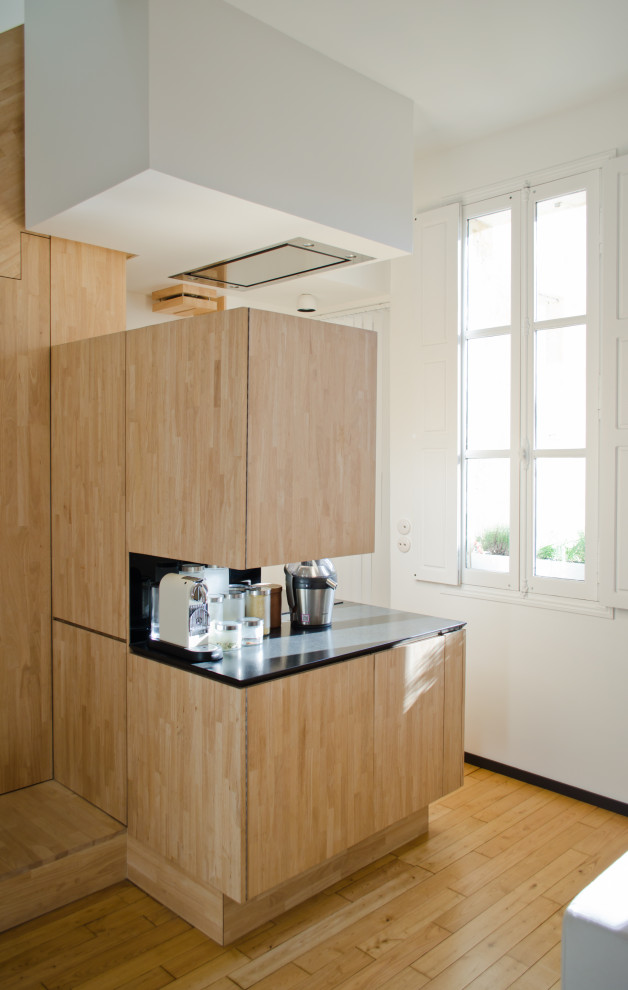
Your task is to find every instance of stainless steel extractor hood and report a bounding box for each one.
[170,237,373,290]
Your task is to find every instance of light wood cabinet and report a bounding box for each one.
[0,27,24,279]
[126,309,249,566]
[126,628,465,942]
[443,628,466,794]
[0,232,52,794]
[373,638,445,831]
[127,651,246,902]
[246,656,374,897]
[50,238,127,346]
[372,630,466,830]
[126,307,377,567]
[51,332,126,637]
[53,622,127,823]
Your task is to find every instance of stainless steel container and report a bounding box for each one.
[284,560,338,628]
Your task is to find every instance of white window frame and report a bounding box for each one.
[461,192,521,592]
[460,170,600,602]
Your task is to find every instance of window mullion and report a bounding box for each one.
[518,187,530,594]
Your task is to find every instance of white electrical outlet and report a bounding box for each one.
[396,536,411,553]
[397,518,411,535]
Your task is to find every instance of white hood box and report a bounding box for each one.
[24,0,413,296]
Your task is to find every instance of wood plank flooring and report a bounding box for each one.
[2,764,627,990]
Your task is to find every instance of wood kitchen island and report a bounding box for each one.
[127,603,466,945]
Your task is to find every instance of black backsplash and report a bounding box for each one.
[129,552,261,645]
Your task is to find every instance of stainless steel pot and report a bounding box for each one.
[284,560,338,628]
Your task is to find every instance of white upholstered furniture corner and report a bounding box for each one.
[562,850,628,989]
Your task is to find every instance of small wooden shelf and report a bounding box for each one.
[151,283,226,316]
[0,780,127,932]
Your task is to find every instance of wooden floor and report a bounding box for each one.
[2,764,628,990]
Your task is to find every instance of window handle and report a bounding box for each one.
[520,442,530,469]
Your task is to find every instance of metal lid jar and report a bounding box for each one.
[245,586,271,635]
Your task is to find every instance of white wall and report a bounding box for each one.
[413,81,628,213]
[389,83,628,804]
[25,0,149,225]
[25,0,413,253]
[149,0,414,252]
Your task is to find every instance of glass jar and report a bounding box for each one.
[223,588,246,621]
[211,619,242,651]
[245,586,271,635]
[206,593,224,624]
[203,565,229,596]
[241,616,264,646]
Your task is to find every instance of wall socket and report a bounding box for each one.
[396,536,411,553]
[397,518,411,535]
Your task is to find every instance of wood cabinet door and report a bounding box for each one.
[373,638,445,832]
[126,310,249,566]
[53,622,127,823]
[246,656,375,898]
[246,310,377,566]
[0,232,52,794]
[51,332,126,637]
[127,654,246,903]
[443,628,466,795]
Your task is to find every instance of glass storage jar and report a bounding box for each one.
[211,619,242,651]
[241,616,264,645]
[206,593,224,624]
[223,588,246,621]
[245,586,271,635]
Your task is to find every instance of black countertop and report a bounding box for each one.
[130,601,466,688]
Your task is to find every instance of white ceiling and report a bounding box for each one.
[6,0,628,315]
[225,0,628,156]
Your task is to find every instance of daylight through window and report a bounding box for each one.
[461,173,599,600]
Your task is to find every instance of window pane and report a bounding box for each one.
[467,335,510,450]
[467,210,511,331]
[535,325,586,449]
[534,458,585,580]
[465,459,510,572]
[535,191,586,321]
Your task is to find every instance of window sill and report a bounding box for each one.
[441,584,614,619]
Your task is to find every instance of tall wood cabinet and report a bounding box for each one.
[126,307,377,567]
[49,243,128,823]
[51,331,126,638]
[50,305,376,825]
[0,232,52,793]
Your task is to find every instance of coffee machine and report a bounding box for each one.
[284,560,338,628]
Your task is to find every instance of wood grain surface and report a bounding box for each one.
[51,332,126,636]
[0,232,51,794]
[443,628,466,795]
[127,652,246,903]
[127,836,223,945]
[246,655,375,898]
[5,764,628,988]
[52,622,127,824]
[373,637,446,832]
[223,807,428,945]
[0,778,126,932]
[50,237,127,345]
[246,309,377,565]
[0,26,24,279]
[126,309,249,564]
